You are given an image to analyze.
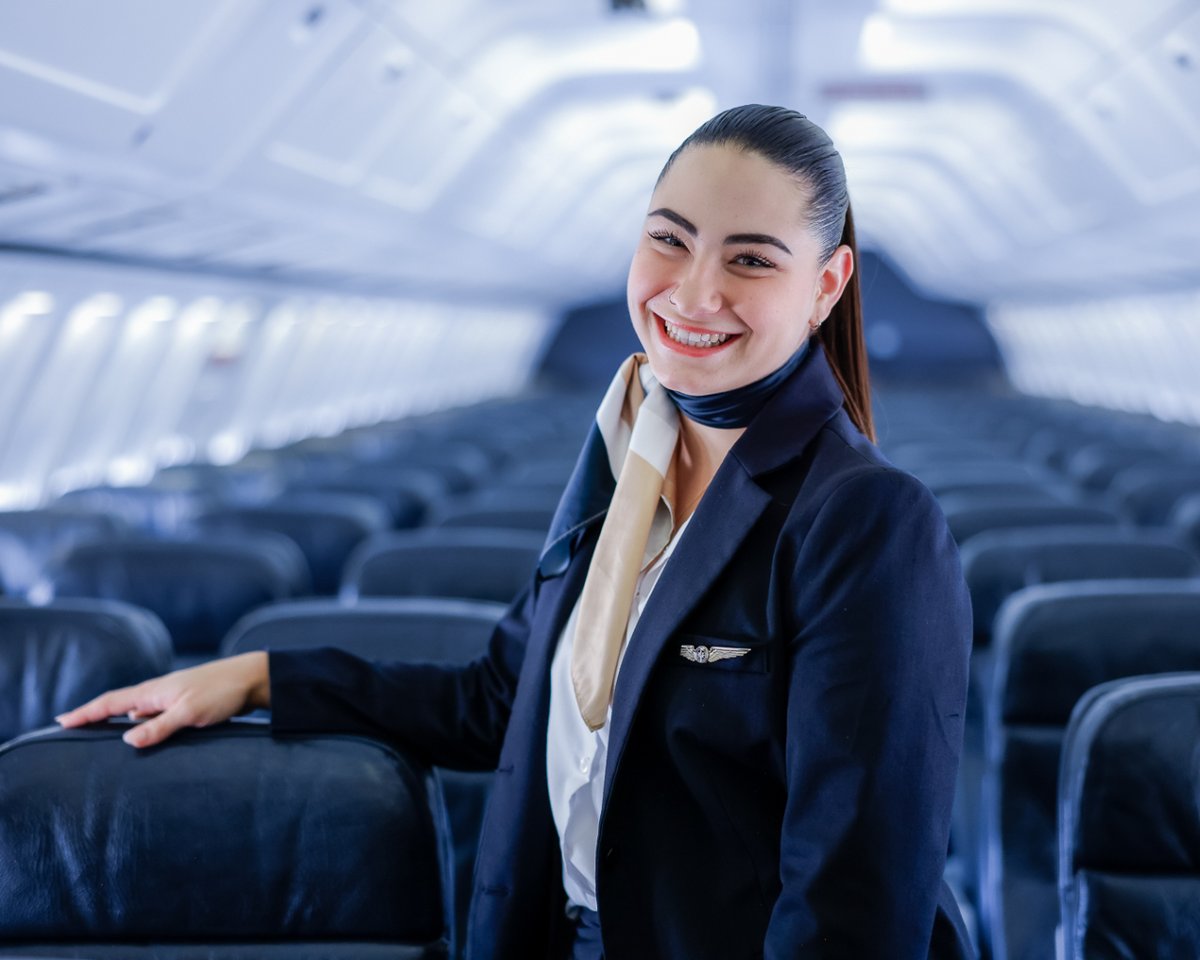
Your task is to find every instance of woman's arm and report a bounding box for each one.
[268,581,537,770]
[58,580,539,768]
[766,468,971,959]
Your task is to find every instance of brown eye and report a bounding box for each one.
[733,252,776,269]
[648,230,686,248]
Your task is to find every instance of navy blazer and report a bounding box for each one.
[270,344,972,960]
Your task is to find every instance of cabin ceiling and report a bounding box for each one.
[0,0,1196,307]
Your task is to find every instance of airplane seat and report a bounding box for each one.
[221,595,506,960]
[0,599,171,744]
[980,582,1200,960]
[950,527,1200,926]
[194,492,391,595]
[1058,673,1200,960]
[1106,467,1200,526]
[941,501,1122,547]
[0,721,450,959]
[0,510,131,596]
[42,534,311,656]
[342,528,543,605]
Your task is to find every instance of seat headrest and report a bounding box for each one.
[0,599,171,742]
[992,581,1200,725]
[0,722,447,947]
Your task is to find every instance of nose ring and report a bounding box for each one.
[667,290,678,307]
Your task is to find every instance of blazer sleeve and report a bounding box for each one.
[267,579,537,772]
[765,467,971,960]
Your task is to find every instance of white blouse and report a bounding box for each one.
[545,507,693,911]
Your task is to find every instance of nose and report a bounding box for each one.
[669,257,724,318]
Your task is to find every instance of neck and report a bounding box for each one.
[672,415,744,526]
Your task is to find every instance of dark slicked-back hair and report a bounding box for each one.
[659,104,874,440]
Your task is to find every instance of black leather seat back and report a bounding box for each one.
[342,528,542,604]
[982,583,1200,960]
[0,599,171,742]
[0,723,448,958]
[1059,674,1200,960]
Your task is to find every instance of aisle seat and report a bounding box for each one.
[981,583,1200,960]
[0,721,449,958]
[1059,674,1200,960]
[221,596,503,960]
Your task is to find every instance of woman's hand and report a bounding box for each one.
[56,652,271,749]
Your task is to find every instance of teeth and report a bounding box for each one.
[662,317,730,349]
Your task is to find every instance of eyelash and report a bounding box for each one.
[647,230,776,270]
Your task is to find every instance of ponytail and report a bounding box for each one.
[817,205,874,441]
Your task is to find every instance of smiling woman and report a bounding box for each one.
[60,105,973,960]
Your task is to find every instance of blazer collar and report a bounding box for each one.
[728,339,848,479]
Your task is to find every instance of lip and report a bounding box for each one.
[652,311,741,357]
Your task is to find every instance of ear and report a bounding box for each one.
[810,245,854,329]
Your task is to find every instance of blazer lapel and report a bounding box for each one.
[603,458,773,807]
[600,341,848,807]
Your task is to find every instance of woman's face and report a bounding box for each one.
[626,144,853,396]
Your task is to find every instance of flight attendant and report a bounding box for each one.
[61,105,973,960]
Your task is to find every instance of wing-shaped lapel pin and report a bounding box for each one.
[678,644,750,664]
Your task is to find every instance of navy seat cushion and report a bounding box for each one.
[0,599,172,742]
[0,722,447,953]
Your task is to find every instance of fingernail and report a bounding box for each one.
[122,731,140,747]
[54,715,65,724]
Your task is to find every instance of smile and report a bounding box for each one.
[656,313,740,352]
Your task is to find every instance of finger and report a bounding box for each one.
[122,705,193,749]
[57,686,145,728]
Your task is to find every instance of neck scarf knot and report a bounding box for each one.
[664,339,809,428]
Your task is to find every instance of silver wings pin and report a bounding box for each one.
[678,644,751,664]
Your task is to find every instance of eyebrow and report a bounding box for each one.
[647,207,793,256]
